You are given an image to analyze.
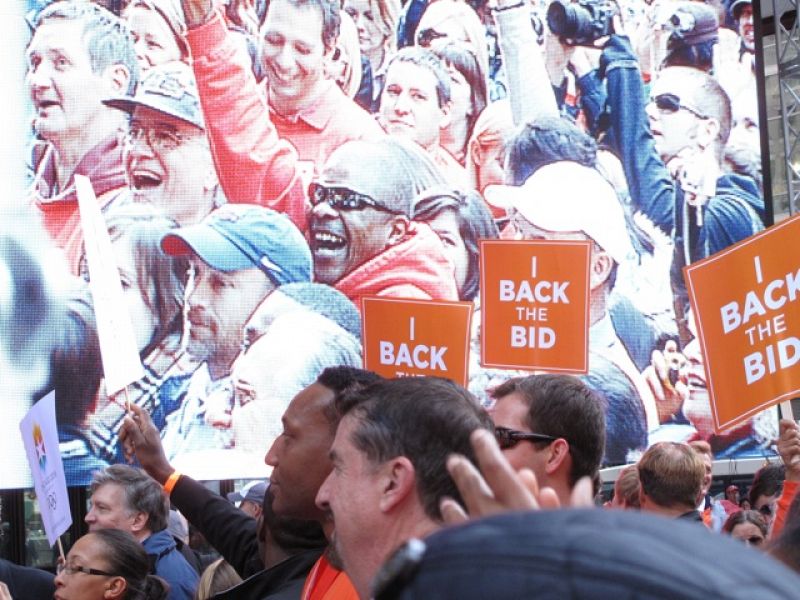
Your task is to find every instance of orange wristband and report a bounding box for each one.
[163,471,181,496]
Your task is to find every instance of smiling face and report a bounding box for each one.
[123,3,183,71]
[264,383,336,520]
[262,0,328,111]
[380,60,448,151]
[309,146,403,284]
[124,106,216,225]
[26,19,117,146]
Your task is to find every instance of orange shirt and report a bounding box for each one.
[301,555,359,600]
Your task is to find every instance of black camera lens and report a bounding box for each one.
[547,1,590,38]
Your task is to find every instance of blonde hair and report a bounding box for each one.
[194,559,242,600]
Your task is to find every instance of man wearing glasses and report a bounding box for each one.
[27,1,138,274]
[489,374,606,505]
[601,34,764,346]
[104,61,223,226]
[308,138,459,309]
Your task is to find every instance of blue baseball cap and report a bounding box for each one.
[161,204,312,286]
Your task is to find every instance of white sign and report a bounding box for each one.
[76,175,145,395]
[19,392,72,546]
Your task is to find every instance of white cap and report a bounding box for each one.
[484,161,635,265]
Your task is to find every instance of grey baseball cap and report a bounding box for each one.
[104,61,204,129]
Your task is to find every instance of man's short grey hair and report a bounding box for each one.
[234,311,362,453]
[33,0,139,95]
[91,464,169,533]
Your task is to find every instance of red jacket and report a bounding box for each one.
[186,15,383,232]
[30,135,127,274]
[335,223,459,310]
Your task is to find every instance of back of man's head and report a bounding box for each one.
[91,464,169,533]
[492,375,606,486]
[33,0,139,94]
[336,377,491,519]
[638,442,704,511]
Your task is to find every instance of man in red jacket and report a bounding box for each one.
[309,138,459,310]
[27,1,138,273]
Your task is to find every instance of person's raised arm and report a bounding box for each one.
[491,0,558,125]
[772,419,800,538]
[120,405,261,578]
[179,0,307,230]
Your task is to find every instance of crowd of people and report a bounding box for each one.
[16,0,774,484]
[0,0,794,596]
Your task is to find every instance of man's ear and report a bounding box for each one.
[696,117,721,152]
[544,438,571,477]
[589,249,613,291]
[130,511,149,536]
[378,456,416,513]
[104,64,131,96]
[386,215,410,247]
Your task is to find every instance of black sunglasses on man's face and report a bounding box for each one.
[494,426,558,450]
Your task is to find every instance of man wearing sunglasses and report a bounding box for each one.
[308,138,459,308]
[601,33,764,347]
[489,374,605,505]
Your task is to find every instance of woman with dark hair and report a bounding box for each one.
[83,204,198,463]
[722,510,768,548]
[412,186,499,301]
[54,529,169,600]
[432,42,488,166]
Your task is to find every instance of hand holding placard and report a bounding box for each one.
[777,419,800,474]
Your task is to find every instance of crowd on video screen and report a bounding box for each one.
[16,0,775,486]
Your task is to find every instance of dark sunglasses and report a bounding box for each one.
[494,426,558,450]
[416,27,448,48]
[309,183,399,214]
[652,93,708,119]
[745,535,765,546]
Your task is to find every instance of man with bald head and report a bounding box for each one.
[308,138,458,308]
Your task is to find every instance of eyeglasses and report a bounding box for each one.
[309,183,399,214]
[124,122,196,152]
[494,426,558,450]
[651,93,708,120]
[56,562,117,577]
[745,536,765,546]
[757,503,774,517]
[416,27,448,47]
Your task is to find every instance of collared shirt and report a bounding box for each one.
[268,79,384,178]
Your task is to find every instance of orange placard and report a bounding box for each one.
[685,214,800,432]
[362,297,473,386]
[480,240,591,373]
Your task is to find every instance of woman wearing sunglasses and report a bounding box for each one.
[54,529,168,600]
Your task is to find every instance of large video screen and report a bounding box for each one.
[1,0,776,488]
